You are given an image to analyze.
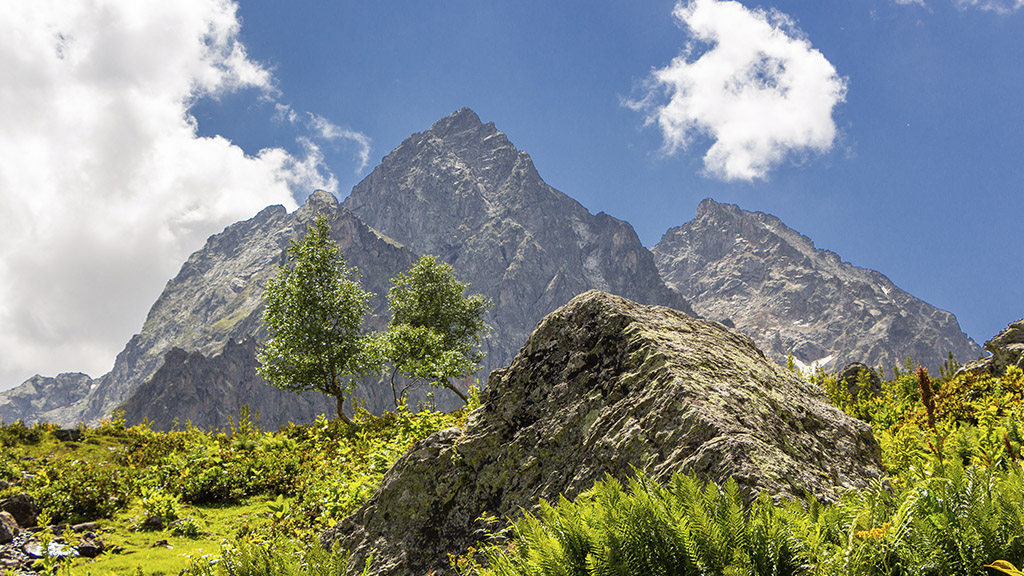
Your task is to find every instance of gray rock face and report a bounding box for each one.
[0,192,424,428]
[323,291,883,576]
[0,373,92,425]
[958,318,1024,377]
[119,339,331,431]
[344,108,694,374]
[652,199,981,374]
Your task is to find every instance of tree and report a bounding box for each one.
[383,255,491,405]
[256,215,373,425]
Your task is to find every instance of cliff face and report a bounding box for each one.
[652,199,981,373]
[324,291,883,576]
[0,192,423,428]
[344,108,694,373]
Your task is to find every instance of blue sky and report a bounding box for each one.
[1,0,1021,388]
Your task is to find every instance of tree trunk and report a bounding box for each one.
[336,394,353,426]
[446,381,469,404]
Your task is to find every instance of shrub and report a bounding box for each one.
[28,459,133,523]
[181,535,370,576]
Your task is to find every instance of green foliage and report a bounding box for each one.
[461,464,1024,576]
[181,536,369,576]
[0,419,46,446]
[258,215,375,423]
[291,405,462,528]
[141,486,181,523]
[382,254,491,404]
[28,458,134,523]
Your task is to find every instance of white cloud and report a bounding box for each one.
[631,0,847,182]
[308,114,373,172]
[274,107,372,173]
[893,0,927,6]
[0,0,340,388]
[956,0,1024,12]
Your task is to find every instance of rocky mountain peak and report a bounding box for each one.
[324,290,882,576]
[653,200,980,373]
[300,189,340,213]
[344,108,693,373]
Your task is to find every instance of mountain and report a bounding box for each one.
[343,108,693,373]
[0,109,982,428]
[0,192,421,428]
[652,199,981,373]
[0,108,693,428]
[324,291,883,576]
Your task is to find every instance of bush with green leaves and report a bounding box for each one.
[140,485,181,523]
[181,535,370,576]
[27,458,134,523]
[0,420,47,447]
[291,405,462,528]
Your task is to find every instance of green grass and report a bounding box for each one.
[0,403,466,575]
[66,497,280,576]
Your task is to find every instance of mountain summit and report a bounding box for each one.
[344,108,693,372]
[652,199,981,372]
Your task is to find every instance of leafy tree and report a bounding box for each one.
[383,255,491,405]
[257,215,373,425]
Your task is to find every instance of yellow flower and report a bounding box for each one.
[854,522,891,540]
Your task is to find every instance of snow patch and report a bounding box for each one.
[792,354,835,376]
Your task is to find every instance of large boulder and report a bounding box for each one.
[323,291,883,576]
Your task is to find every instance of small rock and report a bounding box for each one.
[23,541,76,559]
[839,362,882,399]
[139,515,163,531]
[958,318,1024,377]
[151,539,172,549]
[0,511,18,544]
[0,494,39,528]
[52,429,84,442]
[72,522,99,533]
[76,536,104,558]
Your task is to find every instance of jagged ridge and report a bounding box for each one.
[652,199,981,372]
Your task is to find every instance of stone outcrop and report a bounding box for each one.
[652,199,981,374]
[344,108,694,374]
[323,291,883,576]
[958,319,1024,377]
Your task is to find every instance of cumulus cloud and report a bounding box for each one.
[631,0,847,182]
[0,0,342,388]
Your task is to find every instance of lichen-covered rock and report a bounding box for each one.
[958,318,1024,377]
[323,291,883,576]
